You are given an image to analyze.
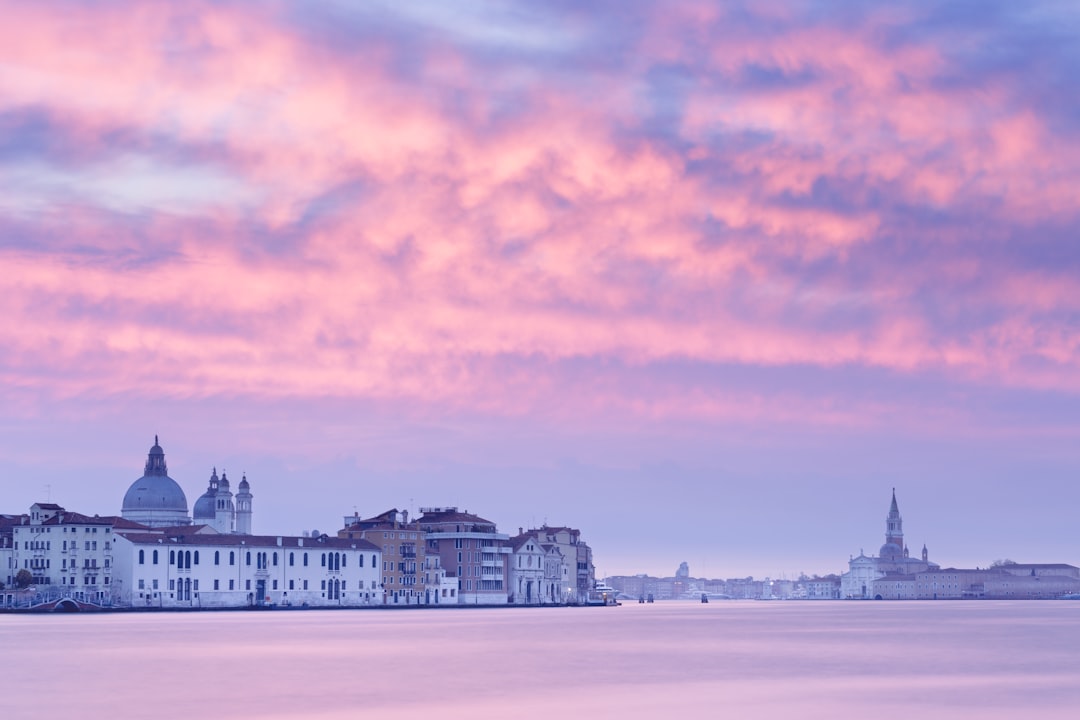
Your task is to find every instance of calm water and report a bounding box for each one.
[3,601,1080,718]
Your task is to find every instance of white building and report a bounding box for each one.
[112,528,382,608]
[840,490,939,599]
[508,532,546,604]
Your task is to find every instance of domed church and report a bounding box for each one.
[121,436,192,528]
[192,467,254,534]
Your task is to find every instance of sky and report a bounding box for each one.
[1,1,1079,579]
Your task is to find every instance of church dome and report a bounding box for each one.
[121,437,191,527]
[192,469,218,520]
[879,542,904,560]
[192,490,215,519]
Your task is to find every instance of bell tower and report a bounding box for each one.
[885,488,904,551]
[235,473,253,535]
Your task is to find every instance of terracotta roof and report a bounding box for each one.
[40,512,149,530]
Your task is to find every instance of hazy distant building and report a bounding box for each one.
[841,489,938,599]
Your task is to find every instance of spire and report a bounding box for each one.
[890,487,899,514]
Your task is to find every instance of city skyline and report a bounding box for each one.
[2,2,1079,580]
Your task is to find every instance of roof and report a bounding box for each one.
[39,512,149,530]
[33,503,64,510]
[115,530,380,551]
[509,533,542,551]
[418,509,496,529]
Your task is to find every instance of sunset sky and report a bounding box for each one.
[2,1,1078,578]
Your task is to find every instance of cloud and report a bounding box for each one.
[0,0,1078,432]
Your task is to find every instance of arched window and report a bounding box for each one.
[321,553,326,567]
[246,551,251,566]
[138,549,145,565]
[371,554,376,568]
[153,549,158,565]
[193,551,199,565]
[289,552,294,566]
[358,554,364,568]
[342,554,347,568]
[170,550,176,565]
[303,553,308,566]
[229,551,235,566]
[273,552,278,566]
[214,551,220,565]
[185,551,192,569]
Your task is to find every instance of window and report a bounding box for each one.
[273,552,278,567]
[246,551,251,566]
[272,580,278,590]
[153,549,159,565]
[138,579,145,590]
[230,551,235,566]
[303,580,308,590]
[246,579,251,590]
[289,552,294,567]
[193,551,199,565]
[229,579,235,590]
[214,579,219,590]
[214,551,220,565]
[170,550,175,565]
[289,580,294,590]
[139,550,145,565]
[153,579,159,590]
[321,553,326,567]
[342,554,347,568]
[303,553,308,567]
[359,554,364,568]
[169,579,175,591]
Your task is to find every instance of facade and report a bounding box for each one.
[339,509,430,605]
[508,532,547,604]
[527,525,595,603]
[418,507,510,604]
[2,503,148,606]
[112,529,382,608]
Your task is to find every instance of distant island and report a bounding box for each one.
[606,490,1080,601]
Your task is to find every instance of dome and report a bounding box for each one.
[193,490,215,519]
[879,542,904,560]
[192,468,219,520]
[121,437,191,527]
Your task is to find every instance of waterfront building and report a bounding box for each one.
[2,503,147,606]
[508,532,546,604]
[418,507,509,604]
[840,489,939,599]
[527,525,595,603]
[803,575,841,599]
[339,508,430,605]
[112,528,382,608]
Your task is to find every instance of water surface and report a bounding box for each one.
[3,601,1079,718]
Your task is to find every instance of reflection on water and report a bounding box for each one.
[3,601,1080,718]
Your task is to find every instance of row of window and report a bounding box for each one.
[137,548,377,569]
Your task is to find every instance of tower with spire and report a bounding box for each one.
[885,487,904,553]
[215,470,235,534]
[235,473,253,535]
